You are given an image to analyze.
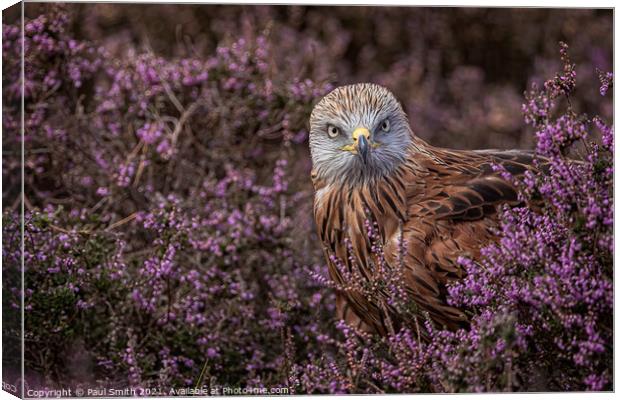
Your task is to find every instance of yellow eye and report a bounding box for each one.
[381,119,391,132]
[327,125,340,138]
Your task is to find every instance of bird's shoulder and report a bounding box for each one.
[397,144,537,279]
[403,142,537,222]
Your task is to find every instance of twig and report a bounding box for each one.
[49,224,91,235]
[105,213,137,232]
[256,122,283,138]
[10,194,20,211]
[161,78,185,114]
[23,195,34,211]
[89,196,110,214]
[380,301,396,336]
[364,380,385,394]
[127,140,144,160]
[171,102,201,148]
[194,358,210,390]
[133,144,148,186]
[414,316,422,343]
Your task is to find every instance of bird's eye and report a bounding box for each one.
[380,119,391,132]
[327,125,340,138]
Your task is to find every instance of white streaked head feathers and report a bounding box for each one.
[309,83,413,185]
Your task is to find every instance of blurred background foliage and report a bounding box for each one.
[68,4,613,148]
[2,3,613,393]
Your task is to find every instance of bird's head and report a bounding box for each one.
[309,83,413,185]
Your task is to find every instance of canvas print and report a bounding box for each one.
[2,2,614,397]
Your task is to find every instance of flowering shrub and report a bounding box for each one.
[291,43,613,394]
[447,44,613,389]
[4,4,334,390]
[2,4,613,393]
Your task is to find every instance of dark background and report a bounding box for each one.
[66,5,614,149]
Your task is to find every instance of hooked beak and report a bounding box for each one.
[352,127,371,164]
[357,134,369,164]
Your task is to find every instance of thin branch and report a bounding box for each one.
[171,102,201,148]
[49,224,91,235]
[105,212,137,232]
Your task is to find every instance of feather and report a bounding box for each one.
[313,136,538,336]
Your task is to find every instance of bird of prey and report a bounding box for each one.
[309,83,537,335]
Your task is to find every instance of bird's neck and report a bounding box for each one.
[312,144,427,244]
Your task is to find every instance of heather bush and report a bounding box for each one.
[65,4,612,150]
[2,3,613,394]
[4,4,334,390]
[291,44,613,393]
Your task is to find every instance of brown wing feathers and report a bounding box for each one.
[313,140,536,335]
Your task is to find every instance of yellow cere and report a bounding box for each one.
[341,128,381,153]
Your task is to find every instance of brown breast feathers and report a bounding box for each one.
[312,137,537,335]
